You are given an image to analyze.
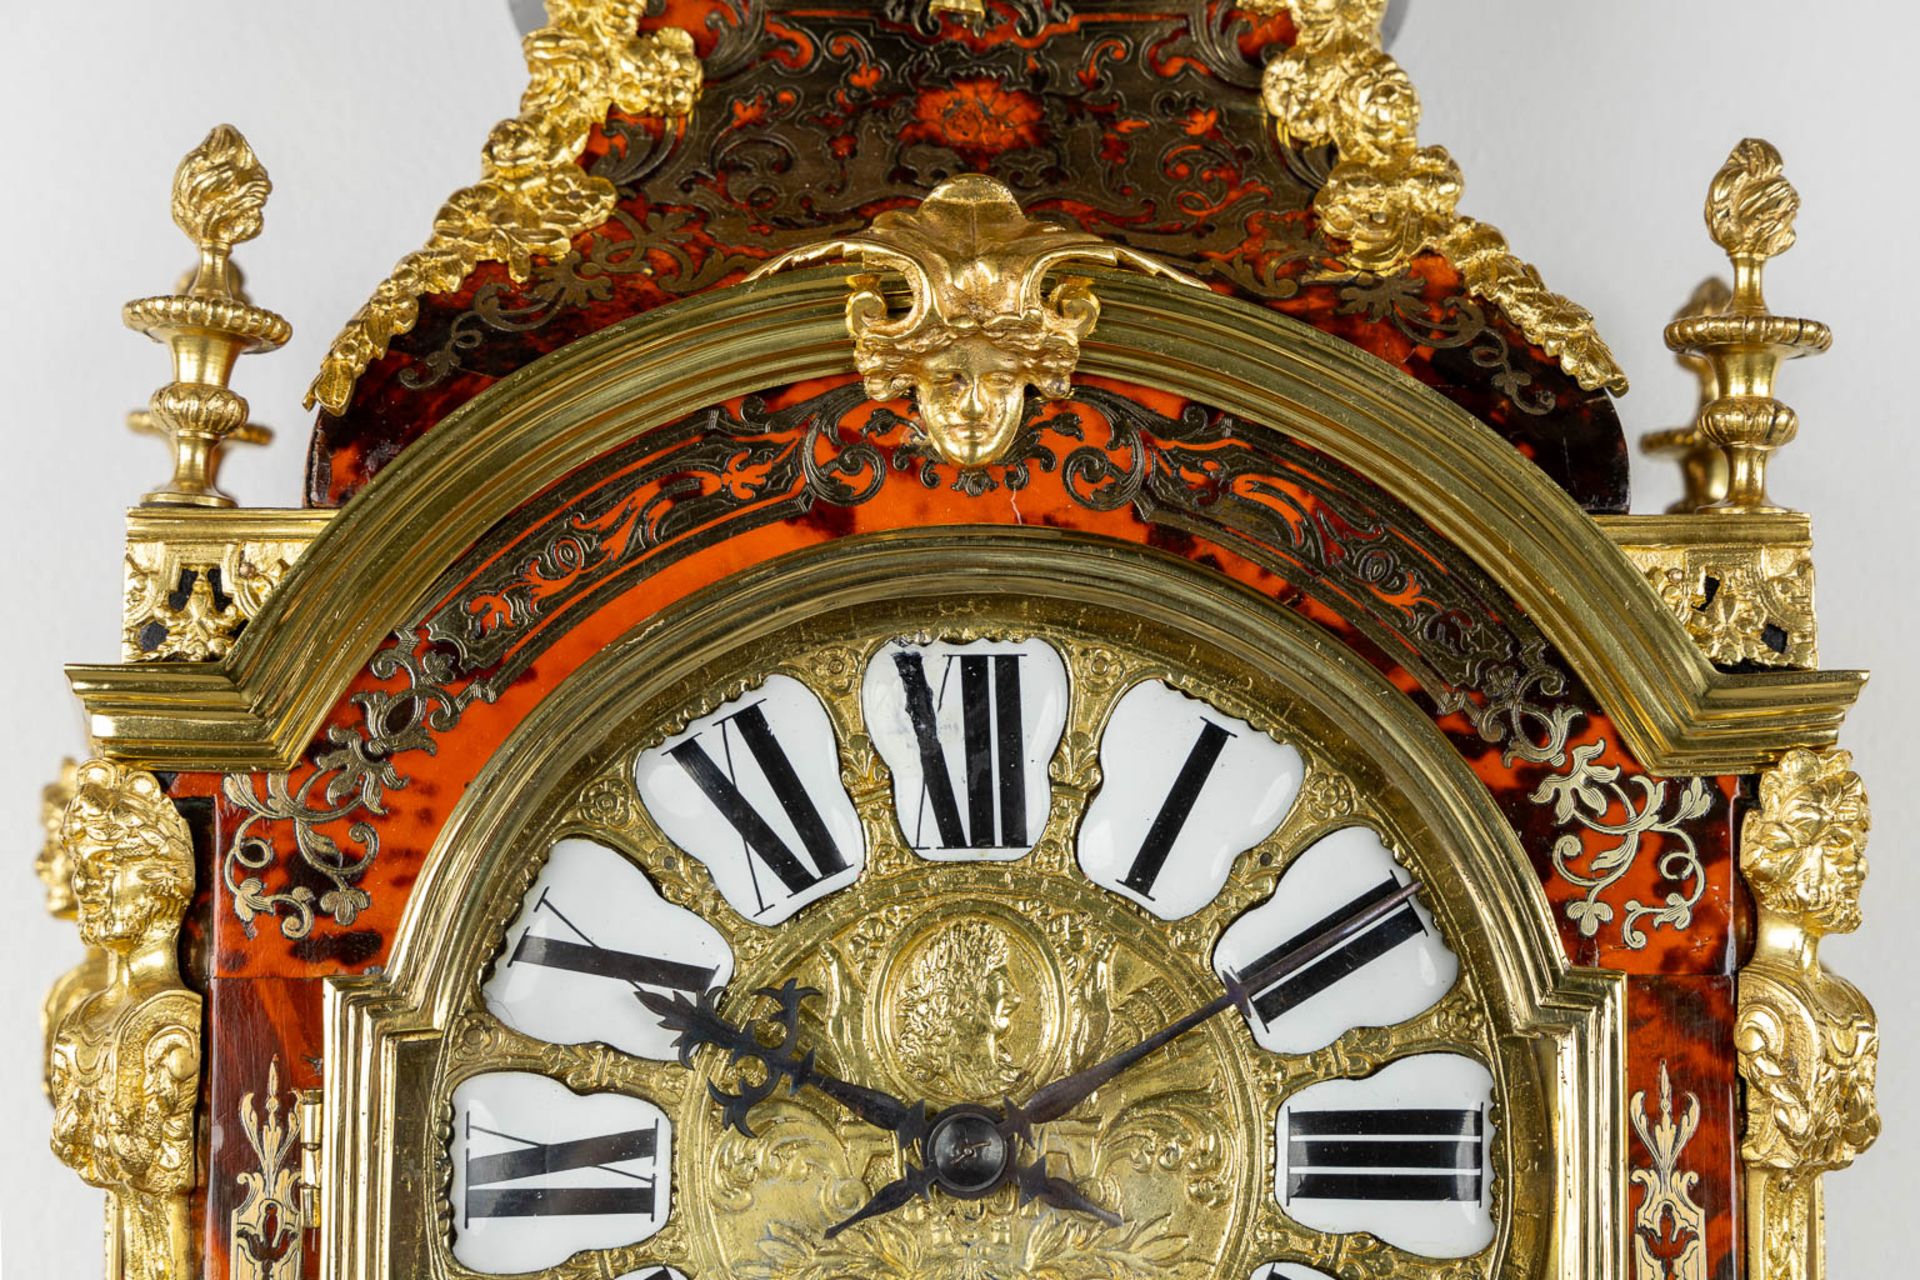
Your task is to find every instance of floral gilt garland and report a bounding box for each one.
[1251,0,1629,394]
[306,1,700,413]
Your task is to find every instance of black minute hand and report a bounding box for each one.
[1006,880,1424,1135]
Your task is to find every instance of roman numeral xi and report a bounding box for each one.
[667,702,849,908]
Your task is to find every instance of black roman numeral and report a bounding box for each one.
[1231,875,1424,1025]
[667,702,849,909]
[1284,1107,1483,1203]
[893,651,1028,850]
[1119,718,1234,896]
[464,1117,660,1221]
[508,890,715,994]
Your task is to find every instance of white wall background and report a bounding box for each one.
[0,2,1912,1275]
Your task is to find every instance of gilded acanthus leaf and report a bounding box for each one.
[1707,138,1799,262]
[1258,0,1627,394]
[308,3,701,413]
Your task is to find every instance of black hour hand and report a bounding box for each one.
[636,980,928,1146]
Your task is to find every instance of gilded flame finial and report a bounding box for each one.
[123,125,290,507]
[749,175,1203,468]
[1665,139,1830,515]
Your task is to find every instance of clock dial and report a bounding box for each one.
[1275,1053,1496,1257]
[633,674,865,924]
[1077,679,1304,919]
[482,837,734,1060]
[862,637,1068,861]
[450,1072,673,1273]
[1213,826,1458,1055]
[434,616,1531,1280]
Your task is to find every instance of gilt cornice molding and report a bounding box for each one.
[68,273,1855,774]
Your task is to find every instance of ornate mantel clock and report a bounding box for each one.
[34,4,1879,1280]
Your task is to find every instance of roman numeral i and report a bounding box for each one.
[1119,717,1233,896]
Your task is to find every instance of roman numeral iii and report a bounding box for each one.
[1273,1054,1496,1258]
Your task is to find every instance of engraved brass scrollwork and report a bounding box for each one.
[47,760,202,1280]
[1736,748,1877,1280]
[1631,1063,1707,1280]
[750,174,1204,468]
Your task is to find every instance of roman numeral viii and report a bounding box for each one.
[667,701,849,907]
[893,651,1028,850]
[464,1119,660,1221]
[1284,1107,1484,1204]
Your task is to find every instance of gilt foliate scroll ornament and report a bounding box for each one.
[1666,140,1831,514]
[1736,748,1877,1280]
[123,126,290,506]
[120,509,333,663]
[231,1059,307,1280]
[1610,513,1818,671]
[308,1,701,413]
[1630,1063,1707,1280]
[1251,0,1627,394]
[48,760,202,1280]
[750,175,1204,468]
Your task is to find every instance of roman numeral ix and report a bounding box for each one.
[894,651,1027,850]
[667,702,848,910]
[464,1118,660,1222]
[508,890,715,994]
[1284,1107,1484,1204]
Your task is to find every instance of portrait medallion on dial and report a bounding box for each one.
[426,595,1562,1280]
